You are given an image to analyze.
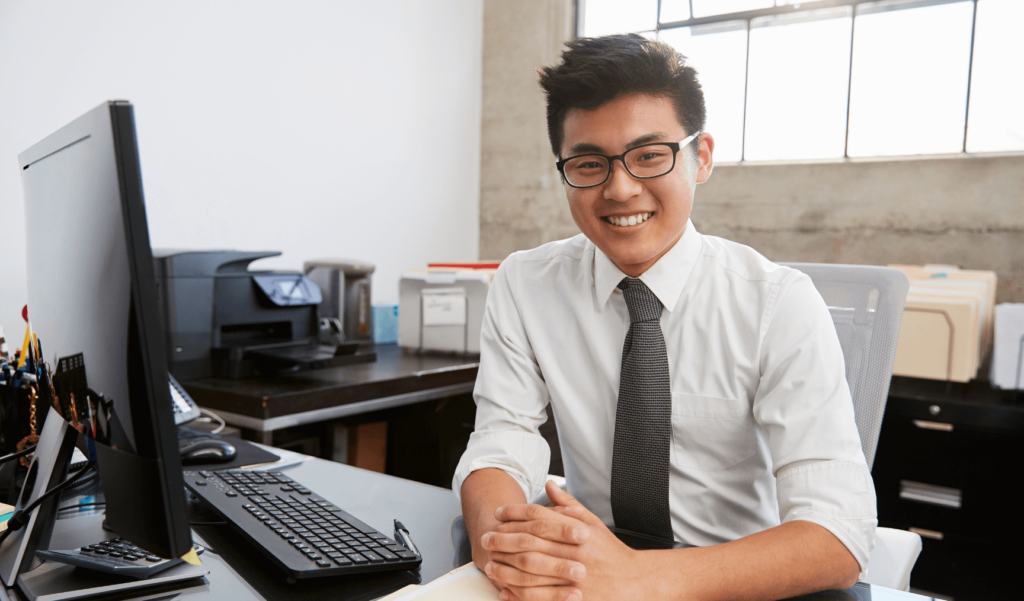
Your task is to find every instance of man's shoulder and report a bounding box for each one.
[502,235,591,282]
[696,232,799,289]
[508,234,589,265]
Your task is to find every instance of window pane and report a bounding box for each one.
[966,0,1024,153]
[744,9,853,160]
[692,0,773,19]
[660,0,691,23]
[661,23,749,162]
[847,0,975,157]
[582,0,658,36]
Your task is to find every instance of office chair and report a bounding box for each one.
[781,263,919,592]
[535,263,919,590]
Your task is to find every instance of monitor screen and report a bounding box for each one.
[18,101,191,559]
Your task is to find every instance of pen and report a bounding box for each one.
[394,519,421,557]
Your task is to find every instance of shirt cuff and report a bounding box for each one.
[452,429,551,505]
[776,459,878,578]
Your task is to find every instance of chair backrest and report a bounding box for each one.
[781,263,909,469]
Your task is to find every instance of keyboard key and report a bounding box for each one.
[345,553,368,565]
[396,550,418,560]
[332,556,353,566]
[316,560,331,568]
[375,549,400,562]
[146,556,162,562]
[361,551,384,564]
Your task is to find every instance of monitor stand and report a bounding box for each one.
[14,515,209,601]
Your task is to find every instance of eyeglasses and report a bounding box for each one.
[555,131,702,189]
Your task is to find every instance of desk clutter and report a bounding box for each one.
[889,264,1000,383]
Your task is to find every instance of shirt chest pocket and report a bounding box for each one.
[671,392,757,471]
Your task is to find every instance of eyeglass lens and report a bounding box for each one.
[562,144,676,187]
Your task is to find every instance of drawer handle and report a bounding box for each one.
[908,527,944,541]
[912,420,953,432]
[899,480,961,509]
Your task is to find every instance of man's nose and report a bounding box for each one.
[603,159,643,202]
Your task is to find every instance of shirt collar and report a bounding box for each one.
[593,219,703,312]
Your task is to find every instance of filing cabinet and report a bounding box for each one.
[872,376,1024,600]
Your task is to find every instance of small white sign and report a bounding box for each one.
[422,288,467,326]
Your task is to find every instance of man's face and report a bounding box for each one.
[560,93,713,277]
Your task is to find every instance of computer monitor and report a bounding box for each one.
[17,101,191,560]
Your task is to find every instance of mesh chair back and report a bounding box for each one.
[781,264,909,469]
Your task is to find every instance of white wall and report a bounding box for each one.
[0,0,482,336]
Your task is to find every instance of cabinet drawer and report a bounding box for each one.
[873,397,1024,542]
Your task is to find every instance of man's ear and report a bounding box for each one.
[696,132,715,184]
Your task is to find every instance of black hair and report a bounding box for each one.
[538,34,706,159]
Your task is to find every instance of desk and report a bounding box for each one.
[8,452,938,601]
[181,345,479,445]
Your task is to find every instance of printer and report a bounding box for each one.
[153,250,374,380]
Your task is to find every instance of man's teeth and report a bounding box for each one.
[606,212,652,227]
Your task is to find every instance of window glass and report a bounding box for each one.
[744,9,853,160]
[847,0,975,157]
[661,23,749,162]
[659,0,691,23]
[582,0,658,36]
[692,0,773,18]
[966,0,1024,153]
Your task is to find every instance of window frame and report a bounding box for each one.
[576,0,987,162]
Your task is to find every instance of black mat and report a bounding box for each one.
[178,428,281,471]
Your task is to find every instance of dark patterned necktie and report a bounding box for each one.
[610,277,673,540]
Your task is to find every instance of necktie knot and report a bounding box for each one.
[618,278,663,323]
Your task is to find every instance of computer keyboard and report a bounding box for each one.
[184,469,421,579]
[37,538,203,579]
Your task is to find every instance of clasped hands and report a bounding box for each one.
[478,481,642,601]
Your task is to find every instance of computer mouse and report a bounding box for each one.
[180,439,237,465]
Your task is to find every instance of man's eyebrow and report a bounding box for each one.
[566,133,671,157]
[567,142,605,156]
[626,133,669,148]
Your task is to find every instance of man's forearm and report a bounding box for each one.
[645,521,860,601]
[460,468,528,569]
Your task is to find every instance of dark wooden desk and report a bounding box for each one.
[181,345,478,445]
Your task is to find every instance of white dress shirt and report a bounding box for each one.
[453,221,877,572]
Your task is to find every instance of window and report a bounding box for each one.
[577,0,1024,161]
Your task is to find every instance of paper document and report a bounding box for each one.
[422,288,468,327]
[379,563,498,601]
[990,303,1024,389]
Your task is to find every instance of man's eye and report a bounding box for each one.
[637,151,669,162]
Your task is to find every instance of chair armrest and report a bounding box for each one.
[865,527,923,591]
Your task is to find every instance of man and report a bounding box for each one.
[454,35,876,601]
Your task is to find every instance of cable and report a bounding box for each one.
[0,460,95,546]
[0,445,37,466]
[198,408,226,434]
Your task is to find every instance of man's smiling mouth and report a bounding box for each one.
[602,212,653,227]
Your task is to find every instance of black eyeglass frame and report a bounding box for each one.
[555,131,702,189]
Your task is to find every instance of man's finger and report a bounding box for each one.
[546,481,580,508]
[495,503,561,523]
[490,550,586,582]
[489,521,590,546]
[485,559,573,588]
[504,583,582,601]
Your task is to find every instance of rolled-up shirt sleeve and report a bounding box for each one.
[753,272,878,575]
[452,256,552,504]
